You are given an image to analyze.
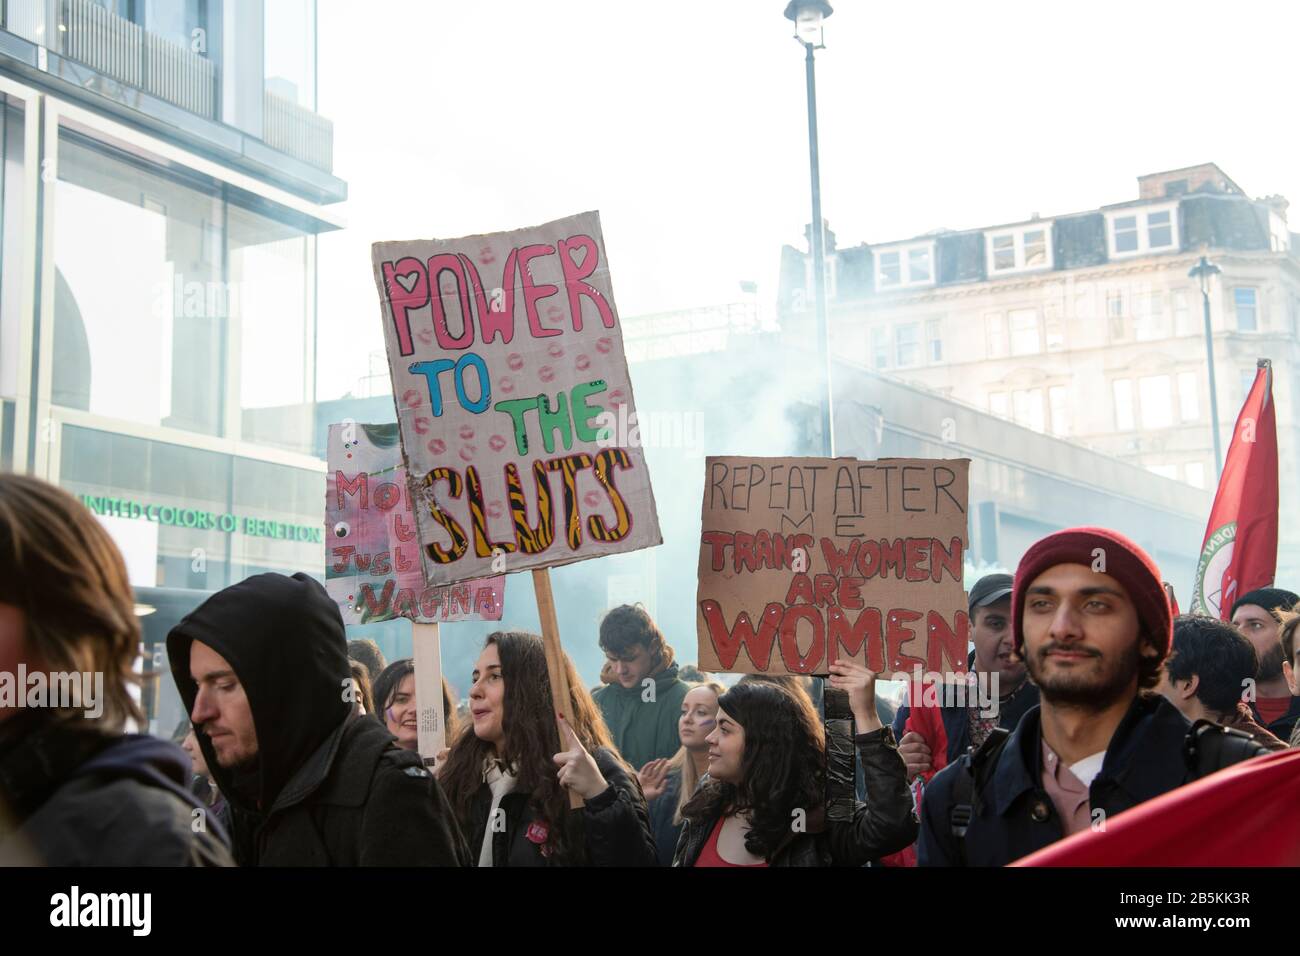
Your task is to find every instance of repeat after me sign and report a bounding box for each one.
[695,456,971,676]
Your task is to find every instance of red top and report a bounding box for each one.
[694,816,769,868]
[1255,695,1291,727]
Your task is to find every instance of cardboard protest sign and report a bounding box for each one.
[696,456,970,676]
[371,211,661,586]
[412,622,446,765]
[326,422,505,624]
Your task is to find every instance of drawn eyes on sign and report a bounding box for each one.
[458,425,475,441]
[489,434,507,453]
[402,389,421,408]
[583,491,600,509]
[547,343,564,359]
[427,438,446,455]
[575,354,591,371]
[595,337,613,354]
[539,366,555,384]
[459,445,476,462]
[334,522,350,539]
[499,376,515,395]
[507,353,525,372]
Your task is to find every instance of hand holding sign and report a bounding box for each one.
[553,714,609,801]
[828,659,883,734]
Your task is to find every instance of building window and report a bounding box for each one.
[878,251,901,287]
[1185,461,1206,489]
[1012,388,1045,433]
[1107,289,1129,340]
[985,312,1006,358]
[1134,292,1170,341]
[1173,290,1194,336]
[1234,287,1258,331]
[1113,379,1135,431]
[1106,204,1179,258]
[989,392,1009,418]
[871,327,890,369]
[1114,215,1139,253]
[875,242,935,289]
[895,323,921,367]
[986,224,1053,274]
[1008,308,1040,356]
[925,318,943,363]
[1139,375,1173,429]
[1048,385,1069,437]
[908,247,932,284]
[1177,371,1199,422]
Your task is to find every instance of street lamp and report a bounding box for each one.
[1189,254,1223,478]
[784,0,835,457]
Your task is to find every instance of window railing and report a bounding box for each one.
[144,29,214,118]
[263,88,333,173]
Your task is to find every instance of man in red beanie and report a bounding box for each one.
[918,527,1264,867]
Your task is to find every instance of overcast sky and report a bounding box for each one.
[315,0,1300,401]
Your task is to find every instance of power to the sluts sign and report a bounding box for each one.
[696,456,971,676]
[372,211,661,584]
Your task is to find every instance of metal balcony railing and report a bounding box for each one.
[145,29,215,118]
[263,88,334,173]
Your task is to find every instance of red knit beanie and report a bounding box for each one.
[1011,527,1172,660]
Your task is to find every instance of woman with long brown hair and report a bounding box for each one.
[437,630,657,866]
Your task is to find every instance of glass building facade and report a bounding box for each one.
[0,0,342,738]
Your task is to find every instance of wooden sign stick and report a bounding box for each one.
[533,568,583,809]
[412,620,447,769]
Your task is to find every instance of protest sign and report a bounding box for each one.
[696,456,970,676]
[326,421,505,624]
[412,622,447,766]
[370,210,661,586]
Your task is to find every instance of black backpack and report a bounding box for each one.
[947,718,1270,864]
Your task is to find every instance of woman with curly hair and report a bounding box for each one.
[437,631,658,867]
[672,660,917,866]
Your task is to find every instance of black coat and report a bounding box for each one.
[168,572,470,867]
[918,694,1193,867]
[463,746,658,867]
[672,727,918,867]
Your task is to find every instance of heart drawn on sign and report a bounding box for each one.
[393,271,421,294]
[565,241,590,272]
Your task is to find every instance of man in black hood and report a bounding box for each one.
[167,572,470,866]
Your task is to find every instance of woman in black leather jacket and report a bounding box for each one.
[672,661,917,866]
[436,630,657,867]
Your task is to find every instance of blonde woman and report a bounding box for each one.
[640,681,725,865]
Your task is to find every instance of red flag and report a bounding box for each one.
[1011,748,1300,866]
[1189,359,1278,620]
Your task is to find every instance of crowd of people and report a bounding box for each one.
[0,473,1293,866]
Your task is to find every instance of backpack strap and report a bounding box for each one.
[949,727,1011,865]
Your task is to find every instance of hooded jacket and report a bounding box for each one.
[167,572,469,867]
[0,711,232,866]
[593,663,690,770]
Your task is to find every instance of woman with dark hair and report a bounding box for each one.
[372,658,459,751]
[438,631,658,867]
[673,660,916,867]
